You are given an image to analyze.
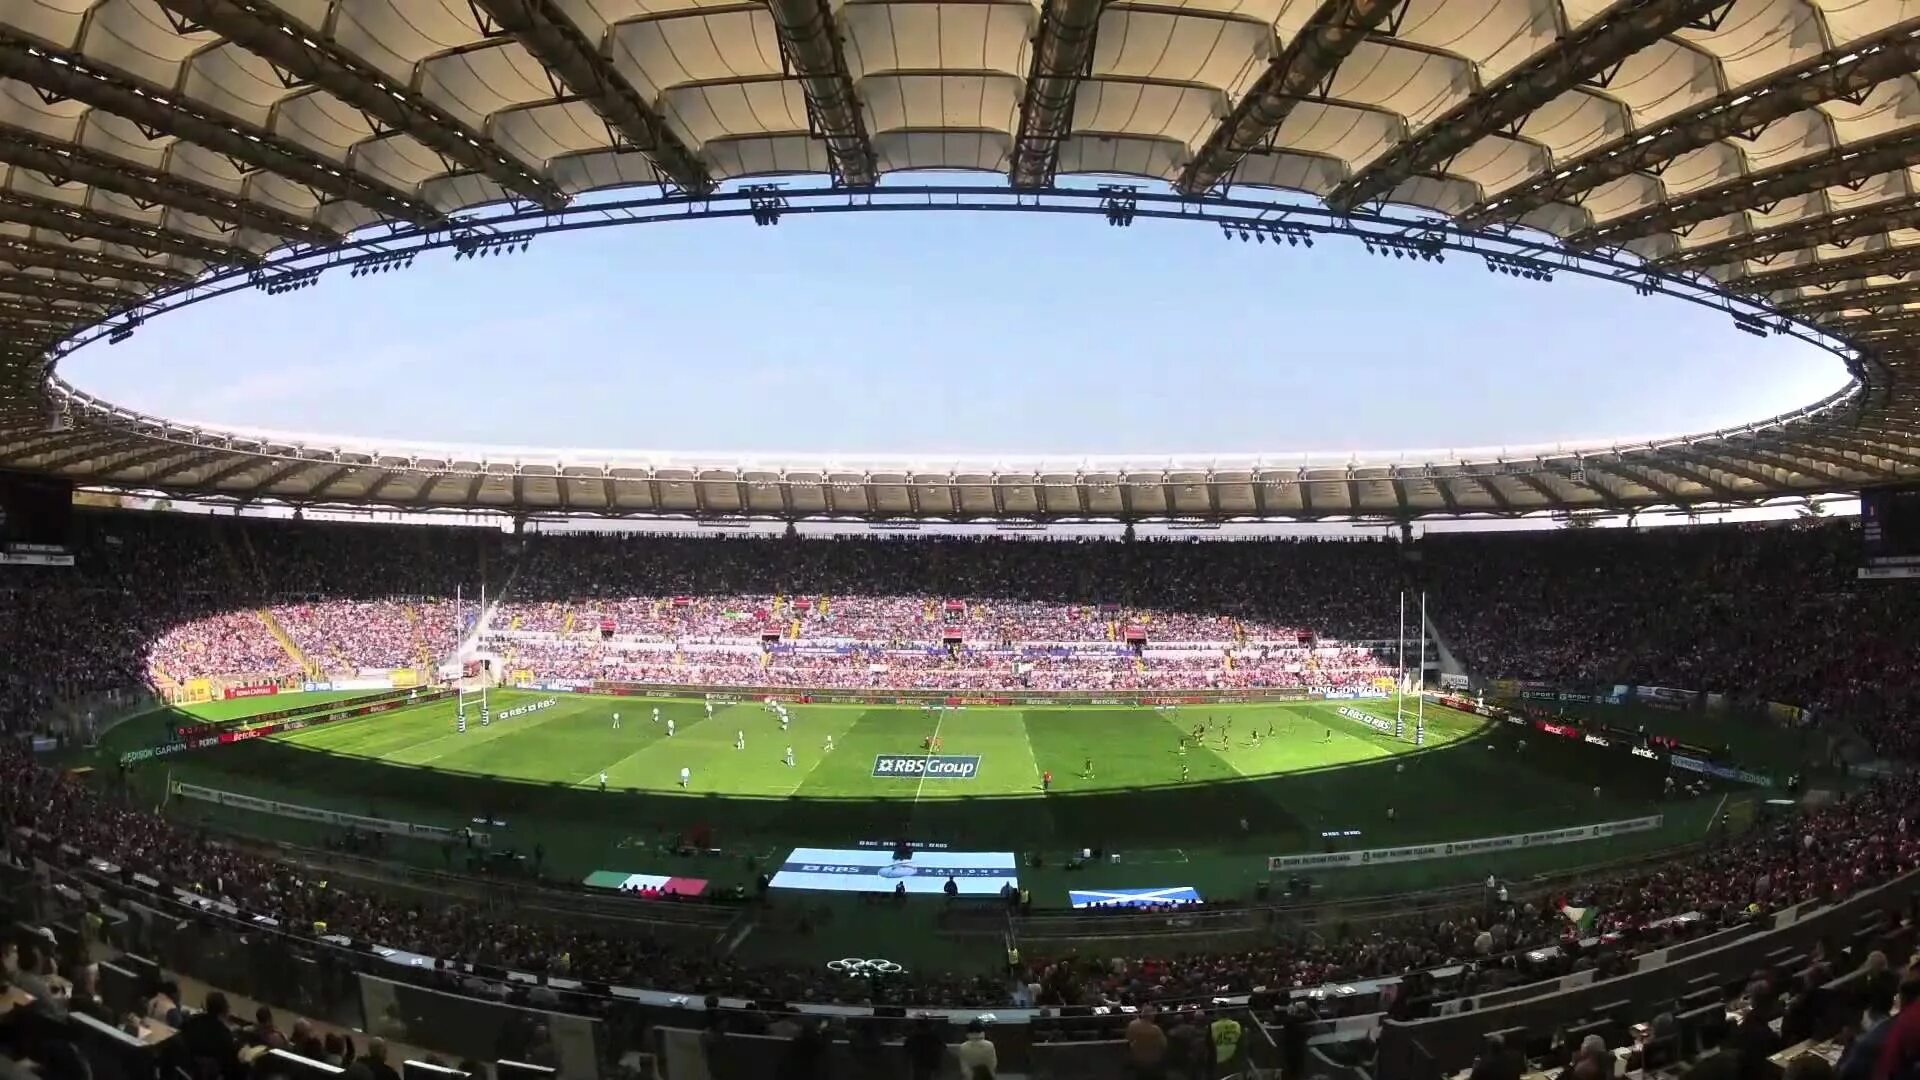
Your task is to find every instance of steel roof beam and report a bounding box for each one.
[0,272,128,309]
[1180,0,1402,195]
[411,474,449,505]
[156,0,563,209]
[1582,459,1685,502]
[35,433,150,474]
[0,37,441,227]
[144,448,227,484]
[1469,474,1513,513]
[0,294,98,320]
[195,455,274,489]
[1467,18,1920,226]
[1774,432,1920,472]
[764,0,877,187]
[246,458,321,496]
[1733,246,1920,293]
[1009,0,1106,188]
[1736,435,1863,474]
[1843,308,1920,333]
[1573,123,1920,250]
[1844,435,1920,469]
[105,443,203,476]
[1659,194,1920,270]
[1551,468,1626,509]
[1637,455,1743,498]
[1327,0,1732,212]
[0,237,191,286]
[1727,445,1861,485]
[0,191,253,265]
[1776,279,1920,313]
[0,315,77,333]
[1430,477,1461,514]
[0,126,336,244]
[363,471,404,501]
[467,0,712,194]
[1676,448,1801,487]
[0,325,63,345]
[0,428,101,465]
[304,464,356,500]
[1512,472,1558,504]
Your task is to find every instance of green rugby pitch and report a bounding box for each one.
[90,686,1796,905]
[268,690,1471,800]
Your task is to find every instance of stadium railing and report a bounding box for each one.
[228,835,746,935]
[17,821,1915,1080]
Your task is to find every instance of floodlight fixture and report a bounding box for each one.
[742,184,790,227]
[1098,185,1139,227]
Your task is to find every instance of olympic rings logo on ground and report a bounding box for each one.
[827,958,904,977]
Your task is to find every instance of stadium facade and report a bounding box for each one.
[3,2,1920,519]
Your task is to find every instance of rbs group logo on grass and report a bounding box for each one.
[872,754,981,779]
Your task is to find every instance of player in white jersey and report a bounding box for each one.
[824,735,834,752]
[780,713,790,733]
[705,700,714,720]
[679,767,690,788]
[735,731,745,750]
[611,712,620,730]
[652,707,661,724]
[784,746,795,767]
[667,717,675,737]
[598,772,608,791]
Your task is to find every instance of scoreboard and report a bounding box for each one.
[1860,486,1920,579]
[0,471,74,566]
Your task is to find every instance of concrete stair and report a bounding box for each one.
[258,608,315,678]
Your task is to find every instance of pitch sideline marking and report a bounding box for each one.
[1013,711,1044,789]
[1706,792,1730,837]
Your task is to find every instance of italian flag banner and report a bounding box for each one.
[1560,903,1599,933]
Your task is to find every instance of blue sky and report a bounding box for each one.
[62,208,1849,458]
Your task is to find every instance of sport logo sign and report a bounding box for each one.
[872,754,981,779]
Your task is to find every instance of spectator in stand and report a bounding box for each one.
[955,1019,997,1078]
[1841,977,1920,1080]
[177,990,237,1065]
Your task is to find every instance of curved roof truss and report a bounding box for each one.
[0,0,1918,519]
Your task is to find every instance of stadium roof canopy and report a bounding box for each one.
[5,0,1920,521]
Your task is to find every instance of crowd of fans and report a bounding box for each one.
[500,592,1307,643]
[146,611,298,684]
[269,599,467,672]
[491,638,1394,691]
[7,511,1920,746]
